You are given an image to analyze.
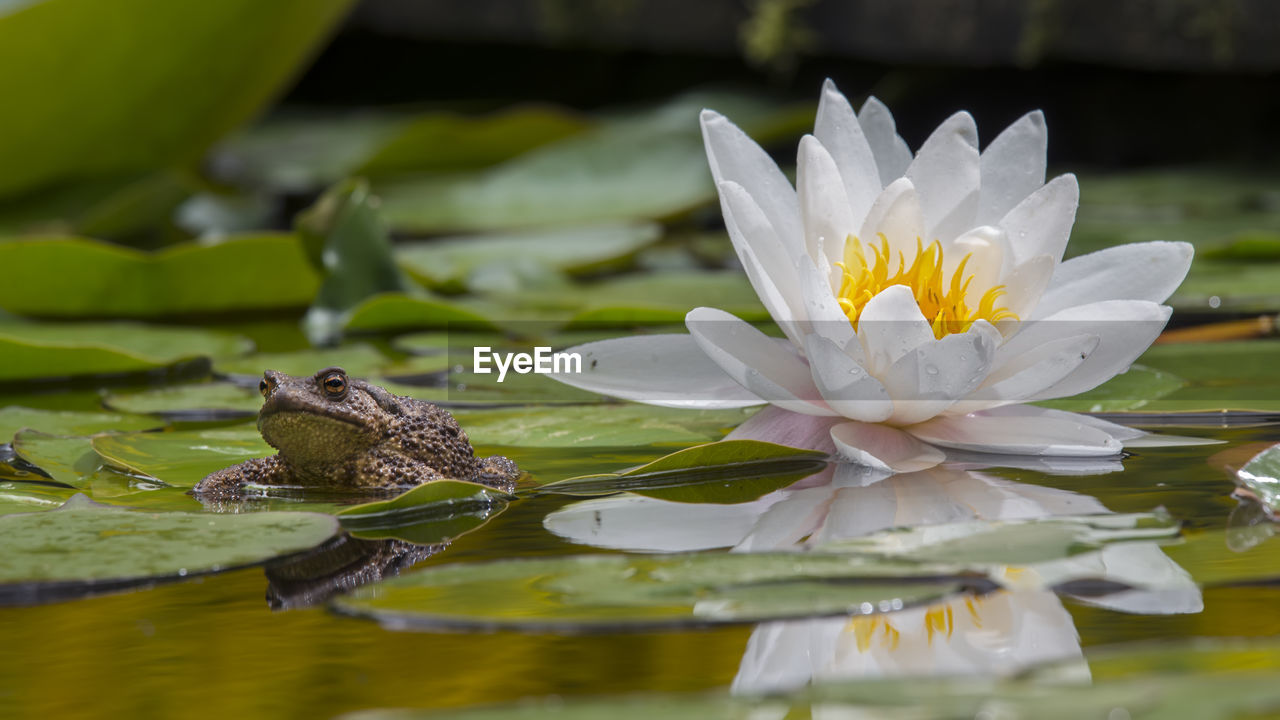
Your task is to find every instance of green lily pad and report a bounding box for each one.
[381,371,602,407]
[0,406,162,441]
[101,383,261,420]
[0,321,252,382]
[0,0,353,199]
[11,431,100,487]
[343,293,499,334]
[214,343,390,378]
[0,234,319,318]
[0,495,339,604]
[539,440,828,504]
[396,222,660,294]
[214,106,588,193]
[373,92,812,232]
[1117,340,1280,412]
[330,551,982,632]
[452,405,754,449]
[1036,364,1187,414]
[1236,443,1280,510]
[0,483,75,516]
[91,426,270,488]
[337,480,512,545]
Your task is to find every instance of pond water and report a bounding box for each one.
[2,367,1280,718]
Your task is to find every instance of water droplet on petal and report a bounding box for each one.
[925,365,940,376]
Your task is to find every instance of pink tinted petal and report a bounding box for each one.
[830,421,946,473]
[907,405,1124,457]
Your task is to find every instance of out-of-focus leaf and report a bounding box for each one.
[374,92,812,232]
[1036,365,1187,414]
[298,180,414,345]
[0,322,252,382]
[214,344,389,379]
[1236,443,1280,512]
[1117,340,1280,412]
[0,234,319,317]
[0,0,354,198]
[396,222,660,294]
[101,383,261,421]
[342,293,499,334]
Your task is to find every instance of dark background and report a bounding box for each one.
[290,0,1280,169]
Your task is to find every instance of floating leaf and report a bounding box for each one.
[0,322,252,381]
[0,0,354,199]
[560,271,768,326]
[343,293,499,334]
[0,406,161,441]
[396,223,660,294]
[0,496,339,604]
[374,92,811,232]
[91,426,270,488]
[453,405,754,449]
[214,343,390,379]
[539,440,827,504]
[101,383,261,420]
[337,480,512,545]
[330,551,981,632]
[11,431,99,487]
[0,234,319,318]
[1116,340,1280,412]
[1036,364,1187,414]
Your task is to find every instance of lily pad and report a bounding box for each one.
[337,480,512,545]
[101,383,261,420]
[1121,340,1280,412]
[11,431,100,487]
[91,426,270,488]
[0,483,75,516]
[1236,443,1280,510]
[329,551,983,632]
[453,405,755,449]
[0,234,319,318]
[342,293,499,334]
[538,440,828,504]
[214,343,390,379]
[0,406,162,441]
[374,92,812,232]
[0,495,339,605]
[0,321,252,381]
[1036,364,1187,414]
[395,222,660,294]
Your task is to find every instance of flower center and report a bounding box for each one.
[833,234,1017,339]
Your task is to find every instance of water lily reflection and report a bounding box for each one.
[545,460,1201,690]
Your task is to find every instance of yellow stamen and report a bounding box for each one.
[834,233,1017,339]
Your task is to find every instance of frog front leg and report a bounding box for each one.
[475,455,520,493]
[191,455,293,498]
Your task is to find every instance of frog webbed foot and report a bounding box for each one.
[191,455,292,498]
[474,455,520,493]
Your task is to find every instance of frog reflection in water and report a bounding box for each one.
[191,367,520,498]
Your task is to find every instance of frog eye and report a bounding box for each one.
[258,379,269,397]
[322,372,347,396]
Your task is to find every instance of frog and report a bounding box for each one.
[191,367,520,498]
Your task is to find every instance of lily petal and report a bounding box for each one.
[687,307,837,416]
[797,135,858,274]
[856,284,935,377]
[1032,241,1194,320]
[977,111,1047,225]
[878,322,999,425]
[830,421,946,472]
[956,333,1100,411]
[548,335,765,408]
[1000,173,1079,266]
[907,405,1124,457]
[905,111,980,242]
[725,404,842,454]
[857,96,913,185]
[814,80,882,224]
[700,109,802,250]
[804,334,894,422]
[718,180,807,347]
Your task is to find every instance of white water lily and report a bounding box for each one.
[552,80,1195,470]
